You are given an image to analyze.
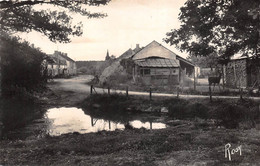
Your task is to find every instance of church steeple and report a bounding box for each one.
[105,49,110,61]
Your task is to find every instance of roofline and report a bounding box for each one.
[131,40,195,67]
[59,54,75,62]
[176,55,195,66]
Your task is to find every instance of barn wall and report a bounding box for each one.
[135,67,179,86]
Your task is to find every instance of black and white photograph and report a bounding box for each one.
[0,0,260,165]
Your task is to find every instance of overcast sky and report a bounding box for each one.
[19,0,188,61]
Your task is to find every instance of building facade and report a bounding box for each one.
[47,51,77,77]
[131,41,195,86]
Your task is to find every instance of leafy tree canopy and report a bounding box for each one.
[0,0,110,43]
[187,53,218,69]
[164,0,260,60]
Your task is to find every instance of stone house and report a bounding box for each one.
[47,51,77,77]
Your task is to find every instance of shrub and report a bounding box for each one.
[81,94,134,123]
[0,34,47,95]
[215,103,248,129]
[167,99,189,119]
[188,103,209,119]
[167,99,209,120]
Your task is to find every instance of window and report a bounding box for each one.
[140,68,150,76]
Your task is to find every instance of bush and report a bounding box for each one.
[215,103,256,129]
[81,94,134,123]
[167,99,189,119]
[0,34,47,95]
[167,99,209,120]
[188,103,209,119]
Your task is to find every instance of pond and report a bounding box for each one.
[45,107,167,136]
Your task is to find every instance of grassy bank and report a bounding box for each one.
[0,122,259,165]
[81,94,260,129]
[0,90,45,139]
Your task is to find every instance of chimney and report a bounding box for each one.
[136,44,140,50]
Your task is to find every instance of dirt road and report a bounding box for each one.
[48,75,260,107]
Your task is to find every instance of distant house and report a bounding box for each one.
[47,51,77,77]
[223,57,260,88]
[131,41,195,86]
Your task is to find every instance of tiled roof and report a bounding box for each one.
[134,58,179,68]
[131,41,195,67]
[132,41,178,60]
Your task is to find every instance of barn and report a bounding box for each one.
[131,41,195,86]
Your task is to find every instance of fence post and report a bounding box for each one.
[149,87,152,101]
[108,87,110,95]
[240,88,243,100]
[209,86,212,102]
[194,72,196,91]
[126,86,128,98]
[90,85,93,95]
[177,86,179,98]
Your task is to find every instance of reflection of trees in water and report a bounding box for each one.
[87,109,159,130]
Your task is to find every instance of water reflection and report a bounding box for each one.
[45,107,167,136]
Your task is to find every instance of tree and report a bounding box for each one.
[0,0,110,43]
[0,34,47,95]
[187,53,218,70]
[164,0,260,60]
[0,0,110,95]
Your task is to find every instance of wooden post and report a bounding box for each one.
[177,86,179,98]
[149,87,152,101]
[108,87,110,95]
[239,77,242,99]
[209,86,212,102]
[222,65,225,90]
[126,86,128,98]
[240,88,243,100]
[233,63,237,87]
[194,71,196,91]
[90,85,93,95]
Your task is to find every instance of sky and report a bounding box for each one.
[19,0,188,61]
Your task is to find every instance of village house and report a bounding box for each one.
[131,41,195,86]
[223,57,260,89]
[47,51,77,77]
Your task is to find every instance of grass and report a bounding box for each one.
[1,123,259,165]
